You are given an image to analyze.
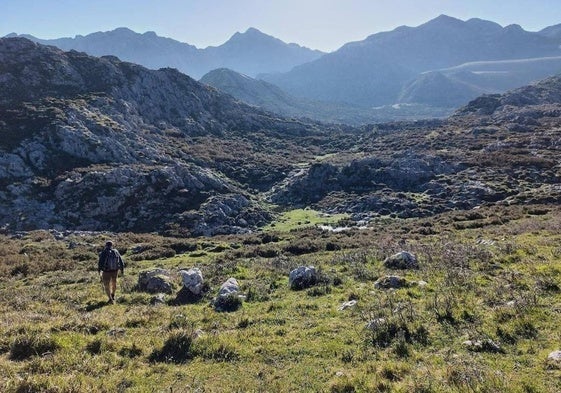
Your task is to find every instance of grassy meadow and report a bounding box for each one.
[1,205,561,392]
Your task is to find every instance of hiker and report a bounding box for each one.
[98,241,125,304]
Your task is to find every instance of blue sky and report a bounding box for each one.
[2,0,561,51]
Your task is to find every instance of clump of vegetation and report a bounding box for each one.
[149,329,196,364]
[9,333,60,361]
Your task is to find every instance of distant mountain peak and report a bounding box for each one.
[244,27,264,35]
[109,27,137,35]
[421,14,464,28]
[227,27,278,44]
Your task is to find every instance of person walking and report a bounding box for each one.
[98,241,125,304]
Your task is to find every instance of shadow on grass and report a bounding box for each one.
[84,300,109,311]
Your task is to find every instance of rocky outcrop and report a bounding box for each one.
[2,37,561,236]
[0,38,324,234]
[374,275,409,289]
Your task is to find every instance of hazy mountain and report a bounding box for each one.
[398,71,488,107]
[6,27,324,79]
[539,24,561,39]
[201,68,450,124]
[262,15,561,107]
[400,56,561,107]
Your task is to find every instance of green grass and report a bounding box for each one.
[264,208,349,232]
[1,207,561,392]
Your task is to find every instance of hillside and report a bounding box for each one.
[6,27,324,79]
[263,15,561,108]
[0,37,335,235]
[400,56,561,107]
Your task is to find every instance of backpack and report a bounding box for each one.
[104,249,120,271]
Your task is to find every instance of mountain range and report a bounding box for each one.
[6,27,323,79]
[1,37,560,236]
[263,15,561,108]
[8,15,561,123]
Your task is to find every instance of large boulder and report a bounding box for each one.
[383,251,419,270]
[214,277,242,312]
[174,268,206,304]
[180,268,204,295]
[289,266,318,290]
[137,269,174,294]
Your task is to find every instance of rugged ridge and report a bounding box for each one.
[0,38,329,235]
[262,15,561,108]
[7,27,324,79]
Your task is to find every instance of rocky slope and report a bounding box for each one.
[0,38,333,235]
[6,27,324,79]
[1,38,560,235]
[269,76,561,220]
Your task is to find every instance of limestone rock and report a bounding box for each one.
[150,293,166,305]
[547,350,561,363]
[137,269,174,294]
[289,266,318,290]
[339,300,358,311]
[214,277,242,312]
[174,268,206,305]
[383,251,419,270]
[180,268,204,295]
[366,318,386,330]
[462,339,503,353]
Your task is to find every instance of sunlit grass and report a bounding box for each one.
[263,208,349,232]
[1,207,561,392]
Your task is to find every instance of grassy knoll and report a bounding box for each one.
[1,206,561,392]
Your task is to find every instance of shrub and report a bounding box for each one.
[10,333,60,360]
[85,338,103,355]
[118,343,143,358]
[215,294,243,312]
[149,329,195,364]
[284,239,322,255]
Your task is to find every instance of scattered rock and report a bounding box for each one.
[106,328,126,337]
[366,318,386,330]
[174,269,207,304]
[180,268,204,295]
[383,251,419,270]
[417,280,428,288]
[137,269,174,294]
[547,350,561,363]
[214,277,242,312]
[289,266,318,290]
[462,339,503,353]
[374,275,408,289]
[338,300,357,311]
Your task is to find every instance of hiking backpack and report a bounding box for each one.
[104,249,120,271]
